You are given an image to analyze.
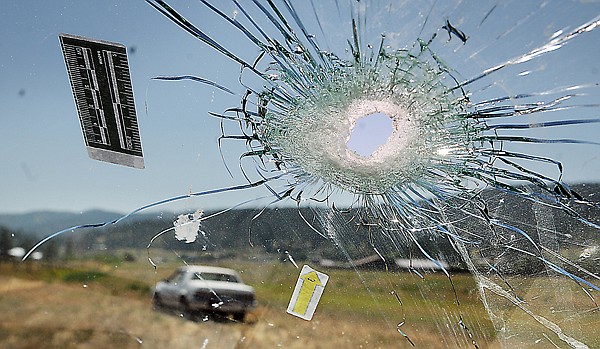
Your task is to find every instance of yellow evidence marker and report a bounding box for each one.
[287,265,329,320]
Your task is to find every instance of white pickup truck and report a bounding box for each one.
[152,265,256,322]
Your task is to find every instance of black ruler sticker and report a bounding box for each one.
[59,33,144,169]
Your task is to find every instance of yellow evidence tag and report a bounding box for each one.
[286,265,329,321]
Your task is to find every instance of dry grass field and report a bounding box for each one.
[0,258,501,349]
[4,257,595,349]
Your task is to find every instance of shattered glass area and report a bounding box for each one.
[25,0,600,348]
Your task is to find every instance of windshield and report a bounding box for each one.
[1,1,599,349]
[192,272,240,283]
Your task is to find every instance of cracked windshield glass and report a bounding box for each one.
[1,1,600,348]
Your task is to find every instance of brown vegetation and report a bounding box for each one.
[0,262,503,349]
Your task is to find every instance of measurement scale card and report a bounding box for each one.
[59,33,144,169]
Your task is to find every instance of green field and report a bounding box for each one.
[1,251,597,348]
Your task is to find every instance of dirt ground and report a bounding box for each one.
[5,259,596,349]
[0,270,507,349]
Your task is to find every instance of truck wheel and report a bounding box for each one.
[180,297,192,318]
[233,312,245,322]
[152,294,163,310]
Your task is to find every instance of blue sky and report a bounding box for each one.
[0,1,254,213]
[1,1,599,214]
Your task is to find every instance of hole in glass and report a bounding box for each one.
[346,112,394,157]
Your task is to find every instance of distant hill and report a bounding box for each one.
[1,183,598,270]
[0,209,143,239]
[2,183,597,238]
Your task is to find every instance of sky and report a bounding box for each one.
[0,1,256,214]
[1,1,600,214]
